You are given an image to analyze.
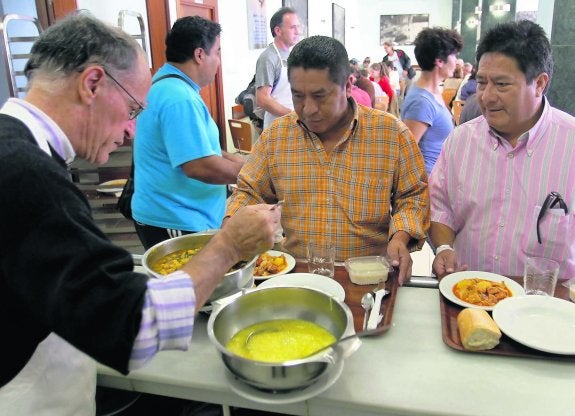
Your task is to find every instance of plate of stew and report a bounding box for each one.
[439,271,525,311]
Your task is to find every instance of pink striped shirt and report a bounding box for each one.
[430,99,575,279]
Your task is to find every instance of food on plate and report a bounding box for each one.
[457,308,501,351]
[452,278,512,307]
[344,256,390,285]
[226,319,336,362]
[254,252,288,276]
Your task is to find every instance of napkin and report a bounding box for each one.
[411,242,435,277]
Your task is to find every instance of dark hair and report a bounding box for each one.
[476,20,553,92]
[413,27,463,71]
[25,14,140,80]
[165,16,221,63]
[288,36,350,86]
[270,7,296,37]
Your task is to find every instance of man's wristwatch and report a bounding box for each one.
[435,244,454,255]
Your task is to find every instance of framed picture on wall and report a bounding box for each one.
[332,3,345,44]
[282,0,308,38]
[246,0,268,49]
[379,14,429,45]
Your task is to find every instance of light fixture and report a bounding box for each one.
[466,16,479,28]
[489,3,511,12]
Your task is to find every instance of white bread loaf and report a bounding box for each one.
[457,308,501,351]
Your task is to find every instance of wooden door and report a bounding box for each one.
[176,0,226,149]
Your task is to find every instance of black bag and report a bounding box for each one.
[236,75,264,128]
[116,163,134,220]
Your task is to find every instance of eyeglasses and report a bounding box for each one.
[536,191,568,244]
[104,69,145,120]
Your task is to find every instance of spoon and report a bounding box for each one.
[361,292,374,331]
[300,325,389,359]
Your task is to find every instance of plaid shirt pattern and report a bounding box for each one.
[226,102,430,260]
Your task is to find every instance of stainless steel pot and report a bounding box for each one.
[141,231,256,303]
[207,287,358,392]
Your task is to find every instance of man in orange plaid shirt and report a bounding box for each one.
[226,35,429,284]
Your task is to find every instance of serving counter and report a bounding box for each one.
[97,264,575,416]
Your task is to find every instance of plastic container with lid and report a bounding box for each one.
[344,256,391,285]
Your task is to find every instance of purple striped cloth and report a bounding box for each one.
[430,99,575,279]
[129,271,195,369]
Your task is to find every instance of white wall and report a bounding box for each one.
[217,0,452,148]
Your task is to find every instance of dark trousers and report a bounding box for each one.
[134,222,196,250]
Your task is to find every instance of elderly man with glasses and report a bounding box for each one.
[0,15,279,414]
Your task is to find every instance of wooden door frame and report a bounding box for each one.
[176,0,226,149]
[43,0,169,74]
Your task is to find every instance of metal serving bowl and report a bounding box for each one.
[207,287,357,392]
[142,231,256,303]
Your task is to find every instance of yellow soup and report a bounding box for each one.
[226,319,336,362]
[151,248,201,275]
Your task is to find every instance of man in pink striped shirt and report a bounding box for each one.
[429,20,575,280]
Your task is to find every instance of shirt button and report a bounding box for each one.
[507,153,514,159]
[494,255,500,261]
[499,222,505,228]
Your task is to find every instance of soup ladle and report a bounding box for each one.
[300,324,390,360]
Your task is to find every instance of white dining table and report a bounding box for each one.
[97,275,575,416]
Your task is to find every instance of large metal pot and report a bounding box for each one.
[142,231,256,303]
[207,287,358,392]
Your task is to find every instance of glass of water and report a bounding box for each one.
[524,257,559,296]
[306,242,335,278]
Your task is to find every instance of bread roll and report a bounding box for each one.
[457,308,501,351]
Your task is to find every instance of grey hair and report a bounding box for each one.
[24,14,142,82]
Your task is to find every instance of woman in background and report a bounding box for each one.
[400,27,463,174]
[369,62,394,112]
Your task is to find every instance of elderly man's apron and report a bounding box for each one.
[0,333,96,415]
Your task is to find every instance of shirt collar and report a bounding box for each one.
[295,98,358,143]
[0,98,76,164]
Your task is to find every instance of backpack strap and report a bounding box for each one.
[152,73,194,87]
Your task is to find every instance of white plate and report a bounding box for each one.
[257,273,345,302]
[253,250,296,281]
[439,271,525,311]
[493,296,575,355]
[225,359,344,404]
[96,179,127,194]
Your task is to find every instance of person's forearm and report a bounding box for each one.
[256,89,292,117]
[181,156,243,184]
[429,221,456,248]
[180,229,241,308]
[390,230,412,247]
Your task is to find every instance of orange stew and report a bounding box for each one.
[254,252,288,276]
[453,278,512,307]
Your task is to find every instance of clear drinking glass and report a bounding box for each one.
[306,242,335,278]
[524,257,559,296]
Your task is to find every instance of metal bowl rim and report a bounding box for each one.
[207,286,355,366]
[141,231,257,278]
